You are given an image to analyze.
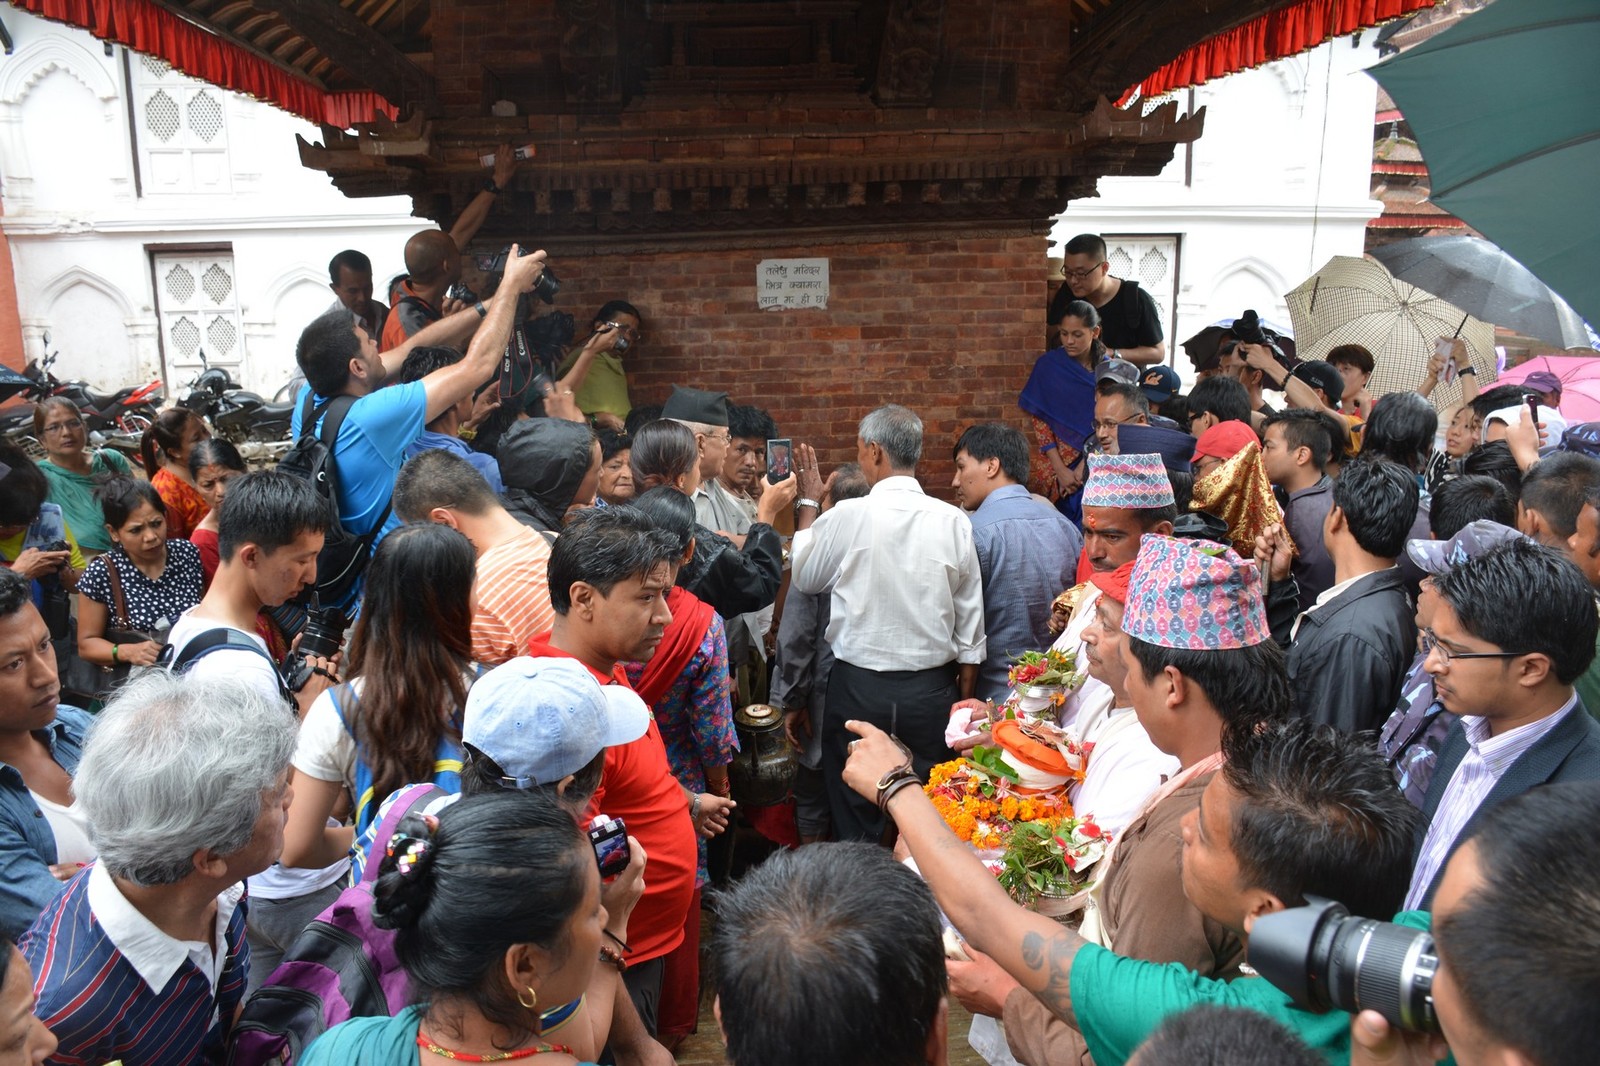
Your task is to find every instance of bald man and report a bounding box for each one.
[378,145,519,352]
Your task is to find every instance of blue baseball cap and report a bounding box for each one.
[464,657,651,787]
[1140,364,1182,404]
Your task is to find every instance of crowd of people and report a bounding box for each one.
[0,216,1597,1066]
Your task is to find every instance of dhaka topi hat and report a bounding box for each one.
[1118,423,1196,474]
[464,656,651,788]
[1140,364,1182,404]
[661,385,729,427]
[1122,534,1270,650]
[1083,452,1175,510]
[1406,519,1527,576]
[1192,420,1259,463]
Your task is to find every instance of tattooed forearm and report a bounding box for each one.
[1019,928,1082,1026]
[1022,931,1044,969]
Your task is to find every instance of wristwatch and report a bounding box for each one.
[483,177,501,195]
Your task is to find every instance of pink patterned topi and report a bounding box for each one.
[1121,534,1270,650]
[1083,452,1175,510]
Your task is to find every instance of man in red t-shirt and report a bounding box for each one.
[528,506,734,1035]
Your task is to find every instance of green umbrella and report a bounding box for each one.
[1369,0,1600,328]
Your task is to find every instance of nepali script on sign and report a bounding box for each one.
[757,258,830,310]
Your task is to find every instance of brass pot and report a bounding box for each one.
[729,703,797,807]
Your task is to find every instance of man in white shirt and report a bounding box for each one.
[161,470,347,990]
[1071,560,1180,836]
[1407,538,1600,909]
[947,451,1176,747]
[164,470,336,717]
[792,404,985,841]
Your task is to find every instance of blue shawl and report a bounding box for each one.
[1018,348,1096,455]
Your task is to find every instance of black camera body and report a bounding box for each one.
[603,321,631,353]
[445,281,478,304]
[1251,896,1439,1033]
[1229,308,1288,363]
[474,247,560,305]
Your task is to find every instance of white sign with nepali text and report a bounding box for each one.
[757,258,830,310]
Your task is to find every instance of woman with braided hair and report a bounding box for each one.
[301,790,644,1065]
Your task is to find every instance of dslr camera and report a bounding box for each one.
[277,596,346,694]
[474,247,560,305]
[1228,308,1288,363]
[1251,896,1439,1033]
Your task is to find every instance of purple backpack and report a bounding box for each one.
[226,782,444,1066]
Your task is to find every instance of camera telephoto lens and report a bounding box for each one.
[1251,896,1440,1034]
[297,607,346,661]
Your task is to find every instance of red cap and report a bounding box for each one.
[1088,561,1135,605]
[1192,420,1258,463]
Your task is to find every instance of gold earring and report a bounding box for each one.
[517,986,538,1011]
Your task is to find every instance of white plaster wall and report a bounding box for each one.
[0,8,421,394]
[1053,36,1384,384]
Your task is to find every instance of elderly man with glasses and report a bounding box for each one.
[1406,537,1600,911]
[1048,233,1166,367]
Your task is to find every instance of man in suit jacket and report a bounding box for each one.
[1407,539,1600,909]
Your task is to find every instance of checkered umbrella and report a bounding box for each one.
[1285,255,1497,411]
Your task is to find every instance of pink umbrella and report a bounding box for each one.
[1500,355,1600,423]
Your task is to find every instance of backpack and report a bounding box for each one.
[279,393,392,609]
[328,682,467,836]
[161,627,295,708]
[226,782,444,1066]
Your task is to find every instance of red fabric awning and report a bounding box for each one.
[1120,0,1439,102]
[15,0,397,127]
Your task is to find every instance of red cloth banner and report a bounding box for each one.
[16,0,397,127]
[1121,0,1438,102]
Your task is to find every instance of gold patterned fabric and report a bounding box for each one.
[1189,440,1294,559]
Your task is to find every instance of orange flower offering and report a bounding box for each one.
[925,753,1075,850]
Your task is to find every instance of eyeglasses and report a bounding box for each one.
[1092,414,1140,433]
[1420,628,1525,666]
[1060,263,1107,281]
[42,420,84,436]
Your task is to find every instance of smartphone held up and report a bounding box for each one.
[766,438,793,484]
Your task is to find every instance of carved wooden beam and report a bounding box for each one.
[874,0,948,106]
[252,0,438,113]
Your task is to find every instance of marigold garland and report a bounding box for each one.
[924,757,1075,849]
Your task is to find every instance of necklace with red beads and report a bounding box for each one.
[416,1032,573,1061]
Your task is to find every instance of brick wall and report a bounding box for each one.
[543,231,1048,501]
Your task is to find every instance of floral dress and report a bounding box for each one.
[150,468,209,540]
[624,616,737,887]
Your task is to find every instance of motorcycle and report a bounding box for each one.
[177,351,296,463]
[0,335,163,458]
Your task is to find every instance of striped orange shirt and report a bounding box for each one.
[471,525,556,666]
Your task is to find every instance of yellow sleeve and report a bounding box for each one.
[63,524,87,571]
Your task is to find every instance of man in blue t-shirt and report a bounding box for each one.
[291,245,549,609]
[843,714,1418,1066]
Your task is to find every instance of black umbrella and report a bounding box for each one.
[1369,235,1592,349]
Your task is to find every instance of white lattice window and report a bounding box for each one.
[152,251,245,384]
[129,51,230,194]
[1105,235,1180,346]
